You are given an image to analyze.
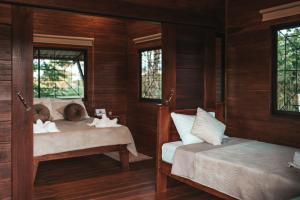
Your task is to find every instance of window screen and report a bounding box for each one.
[273,25,300,114]
[33,48,86,98]
[140,48,162,102]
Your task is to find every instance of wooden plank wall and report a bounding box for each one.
[126,23,218,155]
[126,21,161,156]
[0,3,12,200]
[33,10,128,121]
[11,6,33,199]
[216,37,224,103]
[175,25,216,110]
[226,0,300,148]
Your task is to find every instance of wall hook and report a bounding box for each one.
[16,91,31,111]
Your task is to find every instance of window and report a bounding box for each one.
[140,48,162,102]
[273,25,300,114]
[33,48,86,98]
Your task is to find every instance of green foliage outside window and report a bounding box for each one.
[33,48,85,98]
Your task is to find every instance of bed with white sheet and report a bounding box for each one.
[156,105,300,200]
[162,141,183,164]
[162,137,300,200]
[34,118,137,157]
[33,98,137,183]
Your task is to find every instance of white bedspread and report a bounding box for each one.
[34,119,137,157]
[162,141,184,164]
[171,138,300,200]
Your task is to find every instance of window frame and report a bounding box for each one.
[33,45,88,100]
[139,47,163,103]
[272,22,300,117]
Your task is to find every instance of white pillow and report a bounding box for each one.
[50,98,89,120]
[171,112,203,145]
[191,107,226,145]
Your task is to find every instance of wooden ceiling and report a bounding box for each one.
[123,0,224,16]
[123,0,225,27]
[3,0,225,30]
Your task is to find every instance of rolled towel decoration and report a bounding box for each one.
[88,114,121,128]
[288,151,300,170]
[34,119,60,134]
[294,151,300,166]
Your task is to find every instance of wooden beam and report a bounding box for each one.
[2,0,222,30]
[260,1,300,21]
[12,5,33,199]
[162,24,176,110]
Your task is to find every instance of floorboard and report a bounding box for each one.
[34,154,220,200]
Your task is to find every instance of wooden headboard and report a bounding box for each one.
[156,103,225,166]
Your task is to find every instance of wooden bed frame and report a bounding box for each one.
[155,103,236,200]
[33,144,129,183]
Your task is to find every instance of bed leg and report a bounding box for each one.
[119,148,129,170]
[156,167,167,194]
[33,160,39,184]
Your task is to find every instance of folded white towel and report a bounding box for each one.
[88,115,121,128]
[288,151,300,170]
[294,151,300,166]
[34,119,60,134]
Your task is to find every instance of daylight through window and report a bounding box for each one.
[140,48,162,101]
[33,48,85,98]
[274,25,300,113]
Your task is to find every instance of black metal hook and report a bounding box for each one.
[16,91,31,111]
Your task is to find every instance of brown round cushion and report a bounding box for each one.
[33,104,50,123]
[64,103,85,121]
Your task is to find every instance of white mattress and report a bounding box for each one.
[162,141,184,164]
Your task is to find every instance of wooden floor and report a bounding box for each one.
[34,154,220,200]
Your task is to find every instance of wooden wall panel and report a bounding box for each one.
[127,22,218,155]
[0,3,11,199]
[33,10,128,121]
[12,6,33,199]
[0,179,11,200]
[175,25,216,110]
[124,0,224,24]
[0,60,11,81]
[0,143,11,163]
[126,21,161,156]
[162,23,177,110]
[0,122,11,143]
[226,0,300,148]
[0,4,11,25]
[0,25,11,60]
[216,37,224,103]
[0,102,11,123]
